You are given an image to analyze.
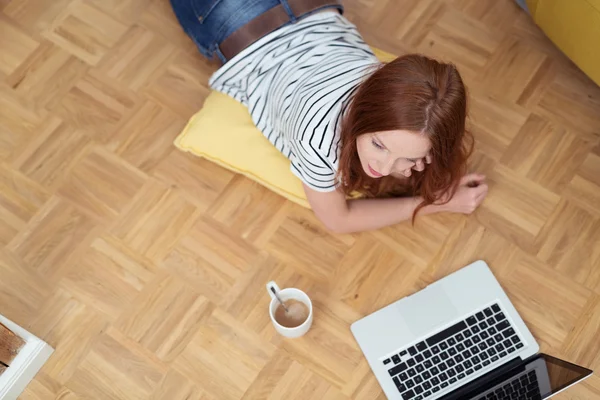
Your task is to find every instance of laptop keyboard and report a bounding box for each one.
[383,303,524,400]
[474,370,541,400]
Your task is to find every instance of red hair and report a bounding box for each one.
[337,54,473,220]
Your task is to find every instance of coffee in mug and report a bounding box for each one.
[274,299,309,328]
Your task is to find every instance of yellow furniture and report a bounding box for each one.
[175,48,395,208]
[526,0,600,86]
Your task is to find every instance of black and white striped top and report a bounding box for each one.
[209,11,378,192]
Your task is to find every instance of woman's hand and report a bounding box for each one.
[400,152,433,177]
[441,173,488,214]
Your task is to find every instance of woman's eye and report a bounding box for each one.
[372,139,384,150]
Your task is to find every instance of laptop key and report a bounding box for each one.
[408,358,416,367]
[475,364,483,371]
[423,371,431,380]
[431,366,439,375]
[408,368,417,377]
[426,321,468,347]
[414,385,424,394]
[441,382,449,388]
[480,331,489,340]
[416,364,424,373]
[440,351,449,360]
[406,379,415,388]
[479,321,488,330]
[484,307,493,317]
[492,304,501,313]
[483,360,491,366]
[472,336,481,344]
[401,350,408,356]
[440,342,449,350]
[432,355,441,364]
[456,343,465,352]
[414,376,423,384]
[503,339,512,348]
[400,372,408,380]
[486,338,495,347]
[472,326,481,334]
[448,337,457,346]
[432,386,440,393]
[494,333,504,342]
[393,376,406,392]
[401,389,415,400]
[450,377,458,384]
[456,364,465,373]
[423,350,432,359]
[439,372,448,381]
[467,316,478,326]
[458,373,466,379]
[464,360,473,368]
[495,344,504,352]
[476,312,485,321]
[516,343,524,349]
[455,354,464,363]
[480,352,489,360]
[499,351,507,358]
[488,327,497,336]
[447,359,456,368]
[495,312,506,322]
[431,377,440,385]
[439,362,447,371]
[463,350,472,359]
[415,354,424,363]
[416,342,427,352]
[392,355,401,364]
[488,348,497,356]
[464,330,473,338]
[414,396,423,400]
[496,320,510,332]
[510,335,520,344]
[424,360,432,369]
[384,358,392,365]
[424,391,432,398]
[448,348,457,356]
[447,368,456,377]
[479,343,487,351]
[466,368,474,375]
[423,381,432,390]
[431,346,440,354]
[491,355,499,362]
[507,347,515,354]
[465,339,473,347]
[389,362,408,377]
[409,347,417,356]
[456,333,464,341]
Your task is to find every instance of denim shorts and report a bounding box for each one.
[170,0,344,63]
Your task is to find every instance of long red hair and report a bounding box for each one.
[337,54,473,220]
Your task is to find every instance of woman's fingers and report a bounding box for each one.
[403,168,412,177]
[413,159,425,171]
[425,153,432,164]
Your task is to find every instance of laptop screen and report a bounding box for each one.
[442,353,592,399]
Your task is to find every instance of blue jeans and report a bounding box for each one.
[170,0,344,63]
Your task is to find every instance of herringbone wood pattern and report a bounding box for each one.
[1,0,599,399]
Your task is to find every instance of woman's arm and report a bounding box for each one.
[304,173,488,234]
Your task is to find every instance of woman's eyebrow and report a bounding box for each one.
[374,135,389,150]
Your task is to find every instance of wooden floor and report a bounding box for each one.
[1,0,599,398]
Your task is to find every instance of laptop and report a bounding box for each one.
[351,260,593,400]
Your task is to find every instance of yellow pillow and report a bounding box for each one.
[174,48,395,208]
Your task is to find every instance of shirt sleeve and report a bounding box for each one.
[289,139,337,192]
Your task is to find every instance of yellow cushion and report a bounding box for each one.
[175,48,395,208]
[526,0,600,86]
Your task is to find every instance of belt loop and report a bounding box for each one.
[214,45,228,64]
[279,0,297,23]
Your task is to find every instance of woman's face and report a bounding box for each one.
[356,130,431,178]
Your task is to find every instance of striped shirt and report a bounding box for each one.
[209,11,378,192]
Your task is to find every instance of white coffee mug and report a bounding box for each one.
[266,281,313,338]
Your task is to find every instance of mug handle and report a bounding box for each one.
[266,281,281,301]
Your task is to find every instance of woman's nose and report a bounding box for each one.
[378,158,394,176]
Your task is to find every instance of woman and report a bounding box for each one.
[171,0,488,233]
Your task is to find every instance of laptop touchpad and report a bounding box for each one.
[399,285,460,337]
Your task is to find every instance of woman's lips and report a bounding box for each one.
[368,164,383,177]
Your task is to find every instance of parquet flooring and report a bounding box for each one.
[1,0,599,399]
